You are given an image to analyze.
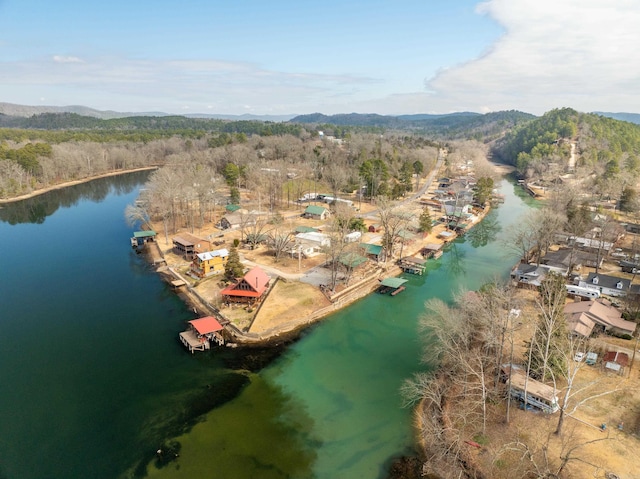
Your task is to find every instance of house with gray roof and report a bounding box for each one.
[510,263,552,288]
[578,272,631,297]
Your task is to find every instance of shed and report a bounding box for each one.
[602,351,629,375]
[360,243,384,262]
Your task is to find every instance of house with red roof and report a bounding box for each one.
[220,266,271,305]
[179,316,225,353]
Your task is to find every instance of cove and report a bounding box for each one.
[142,178,536,479]
[0,172,264,479]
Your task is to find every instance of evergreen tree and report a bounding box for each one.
[418,208,433,235]
[224,245,244,280]
[619,186,639,213]
[474,177,494,206]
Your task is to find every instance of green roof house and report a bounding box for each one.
[303,205,329,220]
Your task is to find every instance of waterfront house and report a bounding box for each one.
[577,273,630,297]
[220,266,270,305]
[303,205,329,220]
[540,248,602,273]
[510,263,552,288]
[191,248,229,278]
[172,233,212,260]
[564,299,636,337]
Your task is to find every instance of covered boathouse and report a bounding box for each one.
[378,277,408,296]
[179,316,225,353]
[398,256,427,275]
[130,230,156,247]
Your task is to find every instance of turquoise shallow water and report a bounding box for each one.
[0,174,533,479]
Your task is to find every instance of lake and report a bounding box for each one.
[0,173,534,478]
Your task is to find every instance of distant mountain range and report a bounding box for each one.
[0,102,295,122]
[593,112,640,125]
[2,101,639,129]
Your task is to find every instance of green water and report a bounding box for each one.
[143,179,535,479]
[0,174,534,479]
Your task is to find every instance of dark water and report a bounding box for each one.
[0,174,534,479]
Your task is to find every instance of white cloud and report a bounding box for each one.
[0,56,380,114]
[52,55,83,63]
[423,0,640,114]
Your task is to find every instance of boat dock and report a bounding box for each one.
[179,316,225,353]
[421,243,443,259]
[378,277,408,296]
[398,256,427,275]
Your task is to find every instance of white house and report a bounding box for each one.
[577,273,630,297]
[294,232,330,257]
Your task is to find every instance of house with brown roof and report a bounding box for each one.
[564,298,637,337]
[220,266,271,305]
[172,233,212,260]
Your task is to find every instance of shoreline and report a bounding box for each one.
[0,166,158,204]
[145,203,493,348]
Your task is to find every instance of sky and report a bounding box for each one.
[1,0,640,117]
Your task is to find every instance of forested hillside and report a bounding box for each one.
[291,110,535,140]
[492,108,640,178]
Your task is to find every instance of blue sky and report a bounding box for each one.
[1,0,639,116]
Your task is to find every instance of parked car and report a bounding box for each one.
[586,352,598,365]
[574,352,585,362]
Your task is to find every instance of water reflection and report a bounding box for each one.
[0,171,151,225]
[466,213,501,248]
